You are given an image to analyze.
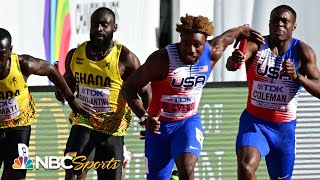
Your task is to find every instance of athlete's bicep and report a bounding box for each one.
[19,55,54,77]
[63,49,76,92]
[126,50,168,90]
[121,47,141,81]
[299,43,320,80]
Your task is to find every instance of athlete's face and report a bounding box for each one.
[0,38,11,75]
[179,32,207,65]
[269,8,296,42]
[90,11,117,48]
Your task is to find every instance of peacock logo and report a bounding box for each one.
[12,143,34,169]
[12,156,34,169]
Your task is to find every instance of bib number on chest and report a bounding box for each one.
[78,85,110,112]
[251,81,290,111]
[0,97,20,121]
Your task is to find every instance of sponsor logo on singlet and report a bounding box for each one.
[251,80,290,111]
[78,85,110,113]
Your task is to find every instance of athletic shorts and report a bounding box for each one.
[0,126,31,179]
[236,110,296,180]
[145,113,204,180]
[64,125,124,179]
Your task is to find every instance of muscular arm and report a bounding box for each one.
[63,49,77,94]
[19,54,74,98]
[19,52,95,117]
[122,49,168,118]
[297,43,320,98]
[209,26,264,68]
[120,46,152,113]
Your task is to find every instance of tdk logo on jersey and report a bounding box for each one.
[165,96,193,103]
[256,63,290,80]
[171,75,206,88]
[257,83,284,92]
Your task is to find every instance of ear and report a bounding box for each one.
[9,45,13,55]
[293,23,297,31]
[113,24,118,32]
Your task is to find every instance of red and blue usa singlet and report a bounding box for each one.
[148,42,212,121]
[246,36,302,123]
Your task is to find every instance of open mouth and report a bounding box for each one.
[275,29,283,35]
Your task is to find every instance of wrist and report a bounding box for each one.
[139,113,149,126]
[66,95,75,103]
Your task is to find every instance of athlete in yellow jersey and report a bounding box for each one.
[55,7,151,180]
[0,28,95,180]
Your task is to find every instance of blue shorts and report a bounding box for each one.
[236,110,296,180]
[145,113,203,180]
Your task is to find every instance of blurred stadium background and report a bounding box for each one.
[0,0,319,179]
[1,85,319,179]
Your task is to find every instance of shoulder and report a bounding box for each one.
[18,54,34,67]
[120,45,134,57]
[297,41,313,51]
[67,48,76,58]
[119,45,139,64]
[297,41,316,58]
[145,48,169,70]
[144,48,168,66]
[65,48,77,62]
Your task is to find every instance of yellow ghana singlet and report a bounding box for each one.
[69,41,132,136]
[0,53,36,128]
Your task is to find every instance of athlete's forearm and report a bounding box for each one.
[298,76,320,99]
[139,84,152,110]
[122,85,147,119]
[219,26,245,48]
[47,65,74,99]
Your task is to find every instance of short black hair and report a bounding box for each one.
[92,7,116,22]
[0,28,12,46]
[271,5,296,20]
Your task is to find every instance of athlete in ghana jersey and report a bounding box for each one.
[226,5,320,180]
[55,7,151,180]
[0,28,94,180]
[122,14,264,180]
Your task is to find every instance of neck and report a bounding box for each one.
[89,41,114,57]
[92,41,113,51]
[269,37,291,56]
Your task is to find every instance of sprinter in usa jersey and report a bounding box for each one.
[226,5,320,180]
[122,14,265,180]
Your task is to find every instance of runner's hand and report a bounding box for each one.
[230,49,245,67]
[143,109,163,135]
[281,60,299,80]
[68,98,96,118]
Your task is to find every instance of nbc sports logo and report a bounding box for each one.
[12,143,34,169]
